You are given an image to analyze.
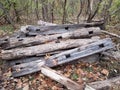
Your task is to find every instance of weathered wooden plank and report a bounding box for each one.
[41,66,84,90]
[3,27,101,49]
[21,22,104,36]
[102,50,120,60]
[84,85,95,90]
[12,38,113,77]
[1,39,99,60]
[6,56,44,66]
[88,76,120,90]
[12,54,99,72]
[45,38,113,67]
[0,36,9,47]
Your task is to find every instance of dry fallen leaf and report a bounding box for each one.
[52,86,59,90]
[23,83,29,90]
[101,69,109,76]
[45,53,51,59]
[16,79,22,89]
[76,68,84,75]
[87,72,94,79]
[77,77,83,84]
[64,71,71,77]
[3,71,12,78]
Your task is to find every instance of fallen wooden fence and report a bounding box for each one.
[12,38,113,77]
[1,21,118,90]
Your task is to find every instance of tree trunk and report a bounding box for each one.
[0,2,15,28]
[87,0,102,23]
[35,0,39,20]
[62,0,67,24]
[88,76,120,90]
[41,0,48,21]
[77,0,83,24]
[51,1,55,23]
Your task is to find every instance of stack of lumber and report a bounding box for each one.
[0,21,116,90]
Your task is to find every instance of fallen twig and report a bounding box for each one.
[101,30,120,39]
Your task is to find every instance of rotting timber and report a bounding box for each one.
[0,21,119,90]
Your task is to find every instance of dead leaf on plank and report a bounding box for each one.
[101,69,109,76]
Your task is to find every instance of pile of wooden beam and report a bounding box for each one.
[0,22,116,90]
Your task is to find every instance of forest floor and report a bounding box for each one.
[0,23,120,90]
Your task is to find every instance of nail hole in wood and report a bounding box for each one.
[89,31,93,34]
[26,28,29,31]
[17,36,20,38]
[57,36,62,39]
[66,54,71,58]
[15,62,21,65]
[18,38,23,41]
[65,27,69,30]
[4,39,8,41]
[55,40,60,43]
[36,29,40,31]
[99,44,104,48]
[20,67,23,69]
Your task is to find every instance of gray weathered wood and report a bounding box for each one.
[12,54,99,72]
[41,66,84,90]
[88,76,120,90]
[84,85,95,90]
[45,38,113,67]
[21,22,104,36]
[10,54,98,71]
[12,38,113,77]
[102,30,120,39]
[6,56,44,67]
[3,27,101,49]
[102,50,120,60]
[1,39,99,60]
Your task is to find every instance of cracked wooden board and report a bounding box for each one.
[1,27,101,49]
[12,38,114,77]
[1,38,99,60]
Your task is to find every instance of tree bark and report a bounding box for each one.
[87,0,102,23]
[35,0,39,20]
[62,0,67,24]
[51,1,55,23]
[41,0,48,21]
[0,2,15,28]
[77,0,83,24]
